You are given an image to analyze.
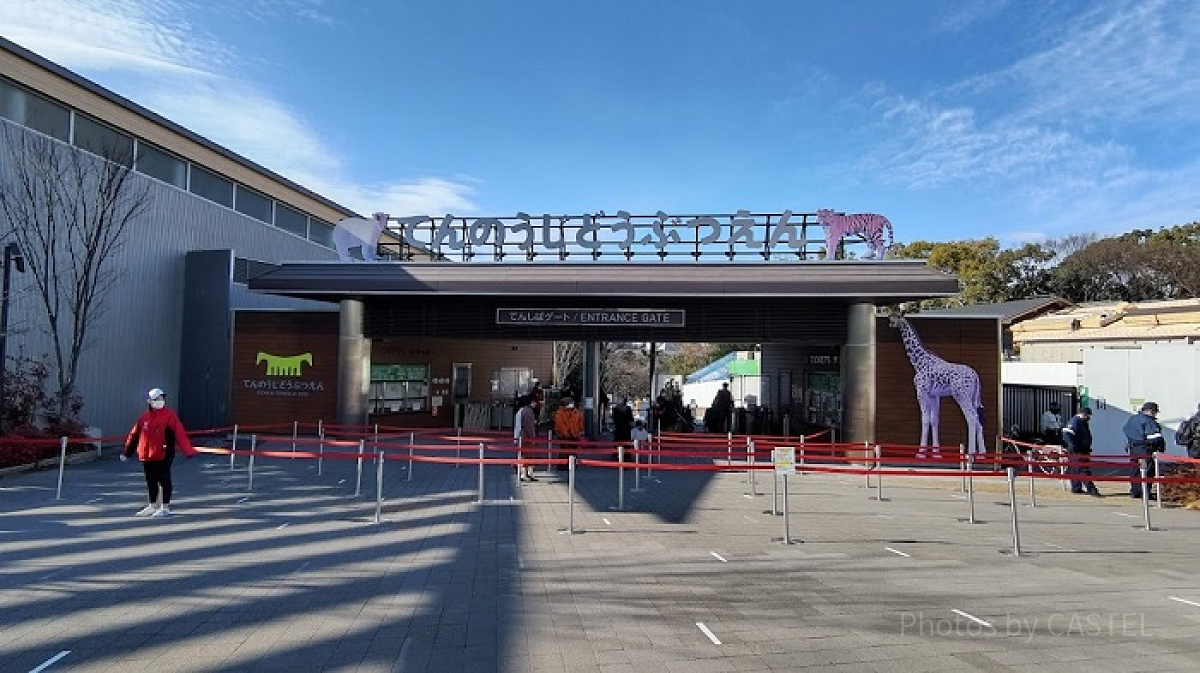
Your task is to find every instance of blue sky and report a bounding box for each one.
[3,0,1199,246]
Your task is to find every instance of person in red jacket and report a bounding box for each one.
[121,388,197,517]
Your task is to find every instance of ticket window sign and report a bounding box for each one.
[773,447,796,475]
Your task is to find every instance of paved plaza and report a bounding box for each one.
[3,442,1200,672]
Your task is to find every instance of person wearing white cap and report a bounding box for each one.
[121,388,197,516]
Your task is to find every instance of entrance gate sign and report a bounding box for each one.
[497,309,685,327]
[371,209,874,262]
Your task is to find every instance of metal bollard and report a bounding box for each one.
[1027,450,1038,508]
[966,452,978,524]
[317,429,325,476]
[55,436,68,500]
[568,455,577,534]
[727,431,733,466]
[477,443,485,503]
[230,423,239,470]
[548,430,556,475]
[1140,460,1153,531]
[291,420,298,453]
[354,439,364,498]
[872,444,884,501]
[749,439,757,496]
[781,474,793,545]
[799,436,805,467]
[455,426,462,469]
[864,441,873,489]
[959,444,966,492]
[1007,467,1021,557]
[248,434,257,492]
[1155,455,1163,510]
[632,439,644,492]
[375,448,384,524]
[612,446,626,511]
[408,432,415,483]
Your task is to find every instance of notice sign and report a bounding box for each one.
[497,309,685,327]
[773,447,797,475]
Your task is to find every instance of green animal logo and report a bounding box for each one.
[256,352,313,376]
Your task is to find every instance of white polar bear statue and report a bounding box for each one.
[332,213,388,261]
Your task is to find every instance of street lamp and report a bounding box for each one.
[0,241,25,434]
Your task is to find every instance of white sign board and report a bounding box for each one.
[773,447,796,475]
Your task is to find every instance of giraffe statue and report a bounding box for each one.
[888,315,986,455]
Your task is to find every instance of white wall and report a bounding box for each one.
[1082,344,1200,456]
[1001,362,1080,387]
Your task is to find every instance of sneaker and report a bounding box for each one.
[152,505,172,517]
[1071,489,1084,494]
[135,504,158,516]
[1088,490,1102,497]
[525,474,538,482]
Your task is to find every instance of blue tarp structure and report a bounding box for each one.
[685,352,760,384]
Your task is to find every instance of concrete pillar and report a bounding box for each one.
[583,340,601,439]
[841,302,876,444]
[338,299,369,428]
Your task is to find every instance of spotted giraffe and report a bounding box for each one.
[888,316,986,455]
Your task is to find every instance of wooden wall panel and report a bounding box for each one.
[875,317,1001,451]
[231,312,340,428]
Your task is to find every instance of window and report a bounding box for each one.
[309,218,334,248]
[73,114,134,165]
[136,142,186,188]
[0,77,69,141]
[189,165,234,207]
[369,364,430,413]
[235,185,273,223]
[275,203,308,237]
[498,367,532,400]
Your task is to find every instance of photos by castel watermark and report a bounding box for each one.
[901,611,1147,641]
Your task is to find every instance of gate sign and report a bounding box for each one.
[497,309,685,327]
[773,447,796,475]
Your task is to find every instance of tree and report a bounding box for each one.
[659,343,716,376]
[553,341,582,391]
[0,125,150,423]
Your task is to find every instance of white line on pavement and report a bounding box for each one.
[276,523,289,530]
[884,547,911,558]
[951,609,993,628]
[603,518,611,526]
[696,622,722,645]
[1113,512,1137,518]
[743,516,757,523]
[85,497,103,503]
[876,514,893,519]
[39,570,62,581]
[28,650,70,673]
[1169,596,1200,609]
[236,497,249,504]
[710,551,728,563]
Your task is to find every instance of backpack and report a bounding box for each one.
[1176,417,1195,447]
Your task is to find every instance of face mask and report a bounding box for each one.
[150,399,165,410]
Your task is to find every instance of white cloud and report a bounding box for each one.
[0,0,474,217]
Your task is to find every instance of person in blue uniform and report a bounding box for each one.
[1122,401,1164,499]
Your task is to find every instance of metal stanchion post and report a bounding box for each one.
[864,441,872,489]
[646,433,655,477]
[873,444,884,501]
[632,439,644,492]
[771,463,779,515]
[407,432,415,483]
[568,455,577,534]
[781,474,792,545]
[317,428,325,476]
[548,430,556,475]
[611,445,626,511]
[292,420,298,453]
[1007,466,1021,557]
[1154,455,1163,510]
[727,431,733,467]
[748,439,757,497]
[230,424,239,470]
[966,452,978,524]
[55,436,67,500]
[355,439,364,498]
[455,426,462,469]
[959,444,966,492]
[799,436,805,467]
[375,448,384,524]
[248,434,257,492]
[1140,460,1153,531]
[477,442,485,503]
[1027,449,1038,508]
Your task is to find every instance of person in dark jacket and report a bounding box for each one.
[122,388,197,517]
[1062,407,1100,496]
[513,396,540,482]
[1122,401,1164,499]
[611,397,634,444]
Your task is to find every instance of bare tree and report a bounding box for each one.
[0,124,149,422]
[552,341,582,389]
